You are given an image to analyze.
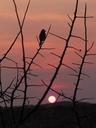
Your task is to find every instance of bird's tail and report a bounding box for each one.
[39,41,42,47]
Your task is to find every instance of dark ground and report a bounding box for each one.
[1,101,96,128]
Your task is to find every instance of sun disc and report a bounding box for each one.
[48,96,56,103]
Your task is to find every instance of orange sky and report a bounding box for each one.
[0,0,96,103]
[0,0,95,46]
[0,0,96,59]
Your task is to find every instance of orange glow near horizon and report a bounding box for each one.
[0,0,96,103]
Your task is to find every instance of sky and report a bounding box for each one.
[0,0,96,104]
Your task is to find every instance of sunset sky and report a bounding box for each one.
[0,0,96,104]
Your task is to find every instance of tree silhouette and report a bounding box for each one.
[0,0,95,128]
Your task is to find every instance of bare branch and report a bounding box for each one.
[62,63,78,73]
[67,14,73,22]
[75,52,83,58]
[21,0,80,125]
[87,53,96,56]
[87,42,94,52]
[67,22,71,27]
[27,84,44,87]
[0,0,31,63]
[41,47,55,50]
[71,34,86,41]
[68,46,82,52]
[48,64,57,69]
[72,63,81,66]
[81,72,90,78]
[84,61,94,64]
[1,66,23,70]
[49,32,66,41]
[50,52,61,58]
[76,16,93,18]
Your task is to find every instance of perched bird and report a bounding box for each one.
[39,29,46,47]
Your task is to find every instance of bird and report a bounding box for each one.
[39,29,46,47]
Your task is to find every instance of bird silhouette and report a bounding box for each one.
[39,29,46,47]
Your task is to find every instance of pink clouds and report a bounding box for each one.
[52,83,73,90]
[29,13,67,22]
[0,0,95,46]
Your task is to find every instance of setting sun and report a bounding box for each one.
[48,96,56,103]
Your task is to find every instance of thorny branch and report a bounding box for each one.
[10,22,51,128]
[0,0,95,128]
[0,0,31,63]
[20,0,80,125]
[72,4,94,128]
[12,0,28,121]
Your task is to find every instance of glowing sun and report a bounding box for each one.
[48,96,56,103]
